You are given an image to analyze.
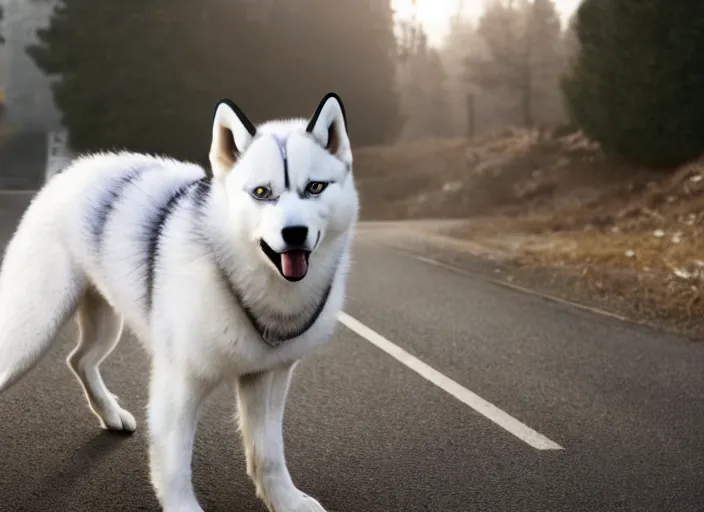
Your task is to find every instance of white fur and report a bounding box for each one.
[0,93,359,512]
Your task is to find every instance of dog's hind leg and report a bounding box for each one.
[0,225,86,393]
[67,287,136,432]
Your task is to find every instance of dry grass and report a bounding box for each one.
[356,128,704,337]
[355,127,660,221]
[471,226,704,328]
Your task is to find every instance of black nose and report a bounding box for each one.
[281,225,308,246]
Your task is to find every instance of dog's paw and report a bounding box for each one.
[163,505,204,512]
[274,490,328,512]
[99,405,137,433]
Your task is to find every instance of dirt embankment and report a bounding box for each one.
[355,128,704,338]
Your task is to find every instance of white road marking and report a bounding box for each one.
[395,247,629,323]
[338,311,564,451]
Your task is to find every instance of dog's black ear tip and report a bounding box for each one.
[211,99,257,137]
[214,98,236,110]
[322,92,344,105]
[213,99,231,118]
[307,93,348,134]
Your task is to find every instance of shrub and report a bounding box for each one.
[561,0,704,169]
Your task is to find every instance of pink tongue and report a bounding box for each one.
[281,251,309,278]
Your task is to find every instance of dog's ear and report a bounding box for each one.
[306,92,352,169]
[209,99,257,178]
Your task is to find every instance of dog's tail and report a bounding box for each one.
[0,193,85,393]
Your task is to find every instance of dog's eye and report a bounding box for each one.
[251,186,272,200]
[306,182,328,196]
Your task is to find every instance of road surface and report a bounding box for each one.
[1,193,704,512]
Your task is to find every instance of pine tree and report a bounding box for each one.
[0,3,5,120]
[526,0,565,125]
[28,0,401,158]
[561,0,704,168]
[27,0,254,164]
[239,0,401,146]
[396,16,451,140]
[467,0,564,127]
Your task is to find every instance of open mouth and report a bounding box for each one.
[260,240,311,282]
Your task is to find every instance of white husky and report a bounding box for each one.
[0,92,359,512]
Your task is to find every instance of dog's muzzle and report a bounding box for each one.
[260,239,311,282]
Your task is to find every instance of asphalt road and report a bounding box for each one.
[2,194,704,512]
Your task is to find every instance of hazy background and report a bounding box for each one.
[0,0,583,189]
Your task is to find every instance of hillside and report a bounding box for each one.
[355,128,704,338]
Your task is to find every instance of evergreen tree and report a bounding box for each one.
[396,16,451,140]
[421,48,451,137]
[467,0,564,127]
[0,4,5,120]
[238,0,401,146]
[561,0,704,168]
[562,10,579,64]
[442,15,501,136]
[27,0,253,164]
[28,0,401,160]
[526,0,565,125]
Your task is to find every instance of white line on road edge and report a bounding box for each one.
[338,311,564,451]
[395,248,629,323]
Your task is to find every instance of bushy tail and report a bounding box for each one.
[0,204,85,393]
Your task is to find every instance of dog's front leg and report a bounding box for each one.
[237,363,327,512]
[148,360,213,512]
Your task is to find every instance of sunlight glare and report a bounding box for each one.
[391,0,582,47]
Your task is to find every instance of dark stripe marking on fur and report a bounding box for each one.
[191,175,213,213]
[145,180,201,311]
[92,168,147,250]
[271,135,290,190]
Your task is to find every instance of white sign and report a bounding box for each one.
[45,130,73,182]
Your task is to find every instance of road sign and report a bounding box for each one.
[45,130,72,182]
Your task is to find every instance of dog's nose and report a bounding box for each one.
[281,225,309,246]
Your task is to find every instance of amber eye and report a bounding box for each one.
[306,181,328,196]
[251,186,272,200]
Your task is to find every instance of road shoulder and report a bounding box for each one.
[355,220,703,341]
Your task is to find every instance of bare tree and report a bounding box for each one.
[465,0,564,128]
[395,4,452,140]
[440,13,484,137]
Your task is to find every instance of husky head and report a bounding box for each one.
[208,93,358,283]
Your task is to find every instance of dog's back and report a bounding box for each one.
[0,151,207,389]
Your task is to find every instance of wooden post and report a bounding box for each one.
[466,92,475,139]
